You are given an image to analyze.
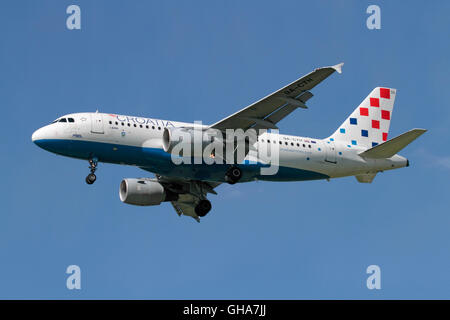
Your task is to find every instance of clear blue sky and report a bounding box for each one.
[1,0,449,299]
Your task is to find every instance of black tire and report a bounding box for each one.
[225,176,236,185]
[230,167,242,179]
[225,166,242,184]
[86,173,96,184]
[195,199,212,217]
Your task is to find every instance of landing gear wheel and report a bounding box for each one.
[86,173,96,185]
[225,166,242,184]
[85,158,98,185]
[195,199,212,217]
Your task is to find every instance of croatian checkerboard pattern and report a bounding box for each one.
[329,87,396,148]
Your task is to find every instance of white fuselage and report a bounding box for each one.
[31,112,408,183]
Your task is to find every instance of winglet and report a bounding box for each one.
[331,62,344,74]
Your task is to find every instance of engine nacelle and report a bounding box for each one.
[162,127,221,155]
[119,179,178,206]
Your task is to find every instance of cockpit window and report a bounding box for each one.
[59,118,67,122]
[68,118,74,123]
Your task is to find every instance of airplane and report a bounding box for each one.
[32,63,426,222]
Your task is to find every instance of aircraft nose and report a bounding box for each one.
[32,125,64,153]
[32,127,45,144]
[32,126,52,147]
[31,128,40,143]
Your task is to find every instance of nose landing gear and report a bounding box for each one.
[85,158,98,185]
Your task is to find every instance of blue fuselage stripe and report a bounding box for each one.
[34,139,329,182]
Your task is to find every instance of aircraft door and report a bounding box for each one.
[324,141,337,163]
[91,113,104,134]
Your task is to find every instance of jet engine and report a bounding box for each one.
[119,179,178,206]
[162,127,221,155]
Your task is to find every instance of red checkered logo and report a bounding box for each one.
[360,107,369,116]
[381,110,390,120]
[370,98,379,107]
[380,88,390,99]
[372,120,380,129]
[382,132,388,141]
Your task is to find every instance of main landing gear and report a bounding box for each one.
[85,158,98,185]
[195,199,212,217]
[225,166,242,185]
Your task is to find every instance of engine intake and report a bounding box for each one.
[162,127,221,156]
[119,179,178,206]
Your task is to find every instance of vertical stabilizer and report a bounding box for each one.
[329,87,396,148]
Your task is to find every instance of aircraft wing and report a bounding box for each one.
[169,180,221,222]
[209,63,343,131]
[171,196,201,222]
[138,170,221,222]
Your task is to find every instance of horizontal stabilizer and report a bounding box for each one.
[359,128,427,159]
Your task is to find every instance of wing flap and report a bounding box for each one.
[253,91,314,130]
[151,176,221,222]
[171,200,200,222]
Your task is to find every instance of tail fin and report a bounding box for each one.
[329,87,396,148]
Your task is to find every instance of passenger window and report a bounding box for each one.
[285,142,288,145]
[133,124,137,127]
[127,123,130,127]
[303,144,305,147]
[296,143,299,147]
[109,121,112,125]
[158,127,161,130]
[146,125,149,129]
[279,141,282,145]
[121,122,124,126]
[115,121,118,125]
[291,142,294,146]
[152,126,155,130]
[308,145,311,148]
